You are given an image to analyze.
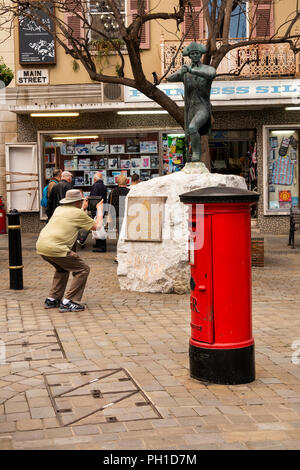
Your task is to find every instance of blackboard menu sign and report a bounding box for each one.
[19,3,56,65]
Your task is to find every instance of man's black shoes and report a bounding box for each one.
[59,301,85,312]
[44,298,60,309]
[45,298,85,312]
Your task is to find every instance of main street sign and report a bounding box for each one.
[17,69,49,85]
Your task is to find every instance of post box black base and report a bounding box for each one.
[189,343,255,385]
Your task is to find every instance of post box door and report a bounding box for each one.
[190,214,214,344]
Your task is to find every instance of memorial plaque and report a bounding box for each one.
[19,2,56,65]
[126,196,167,242]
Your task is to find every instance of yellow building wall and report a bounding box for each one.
[274,0,300,36]
[14,0,178,86]
[13,0,300,86]
[0,21,15,87]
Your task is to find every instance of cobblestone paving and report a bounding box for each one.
[0,232,300,449]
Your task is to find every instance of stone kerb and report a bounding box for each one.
[117,169,247,294]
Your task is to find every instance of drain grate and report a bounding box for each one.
[0,330,66,362]
[44,368,163,427]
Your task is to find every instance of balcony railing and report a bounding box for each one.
[160,36,297,79]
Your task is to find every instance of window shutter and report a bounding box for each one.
[252,0,274,38]
[183,0,204,40]
[127,0,150,49]
[64,0,84,46]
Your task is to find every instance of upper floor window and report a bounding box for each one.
[183,0,274,41]
[90,0,126,41]
[63,0,150,50]
[229,1,247,38]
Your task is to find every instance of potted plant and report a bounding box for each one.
[0,57,14,87]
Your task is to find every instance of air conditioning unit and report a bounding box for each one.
[102,83,124,103]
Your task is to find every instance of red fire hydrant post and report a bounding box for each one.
[179,186,259,385]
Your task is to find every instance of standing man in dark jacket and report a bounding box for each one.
[46,171,73,219]
[47,169,62,199]
[89,172,107,252]
[90,172,107,206]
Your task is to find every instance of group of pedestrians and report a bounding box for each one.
[46,170,73,219]
[36,169,140,312]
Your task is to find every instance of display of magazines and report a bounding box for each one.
[43,134,161,189]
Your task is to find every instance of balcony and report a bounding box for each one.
[160,36,297,79]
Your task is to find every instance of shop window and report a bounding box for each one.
[162,133,186,174]
[209,130,257,191]
[267,129,299,212]
[41,131,160,209]
[161,130,257,192]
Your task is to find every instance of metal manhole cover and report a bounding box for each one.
[44,368,163,427]
[0,329,66,362]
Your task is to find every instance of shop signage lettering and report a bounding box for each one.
[211,83,300,97]
[128,87,184,98]
[125,84,184,102]
[125,79,300,103]
[17,69,49,85]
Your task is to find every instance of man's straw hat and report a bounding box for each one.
[60,189,84,204]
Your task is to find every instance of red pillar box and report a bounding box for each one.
[179,186,259,385]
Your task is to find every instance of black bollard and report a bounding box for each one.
[7,209,23,290]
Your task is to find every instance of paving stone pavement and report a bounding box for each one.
[0,232,300,450]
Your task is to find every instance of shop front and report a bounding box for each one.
[6,111,184,230]
[20,124,258,227]
[5,78,300,234]
[40,130,161,214]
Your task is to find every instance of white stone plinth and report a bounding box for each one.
[117,169,247,294]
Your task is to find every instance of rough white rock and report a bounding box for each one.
[117,168,247,294]
[183,162,210,174]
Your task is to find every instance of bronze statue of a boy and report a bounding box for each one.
[167,42,216,163]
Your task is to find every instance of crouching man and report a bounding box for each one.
[36,189,103,312]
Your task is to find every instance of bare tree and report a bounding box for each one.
[1,0,299,166]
